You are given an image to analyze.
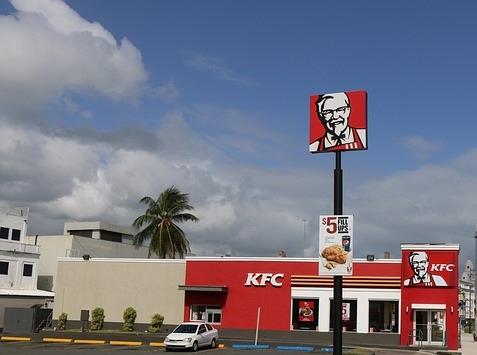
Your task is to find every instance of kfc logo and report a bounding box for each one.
[430,264,455,272]
[403,251,449,287]
[310,91,367,154]
[245,273,284,287]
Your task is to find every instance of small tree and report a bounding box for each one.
[122,306,137,331]
[147,313,164,333]
[57,312,67,330]
[90,307,105,330]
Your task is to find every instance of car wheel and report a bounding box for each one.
[192,341,199,352]
[210,338,216,349]
[165,347,170,352]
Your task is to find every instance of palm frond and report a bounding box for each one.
[139,196,156,208]
[172,213,199,223]
[132,214,157,229]
[133,223,156,247]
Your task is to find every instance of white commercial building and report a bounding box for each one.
[0,207,54,329]
[25,221,152,292]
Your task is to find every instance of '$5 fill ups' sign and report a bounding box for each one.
[319,215,354,276]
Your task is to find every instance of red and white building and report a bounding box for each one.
[180,243,459,350]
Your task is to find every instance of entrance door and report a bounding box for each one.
[414,310,445,346]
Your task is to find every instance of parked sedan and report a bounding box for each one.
[164,322,219,351]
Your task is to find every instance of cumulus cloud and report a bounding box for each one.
[0,0,148,119]
[1,112,476,265]
[0,0,474,269]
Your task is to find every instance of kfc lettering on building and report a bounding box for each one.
[401,249,457,287]
[245,273,284,287]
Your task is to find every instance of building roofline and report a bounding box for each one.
[401,243,459,251]
[63,221,135,236]
[185,256,401,263]
[57,257,185,263]
[56,256,401,263]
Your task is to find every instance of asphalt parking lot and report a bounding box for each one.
[0,341,431,355]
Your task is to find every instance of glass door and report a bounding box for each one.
[415,310,428,343]
[430,311,445,343]
[413,310,446,346]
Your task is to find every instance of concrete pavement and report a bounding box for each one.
[459,332,475,355]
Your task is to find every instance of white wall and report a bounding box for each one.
[0,252,39,289]
[0,207,39,291]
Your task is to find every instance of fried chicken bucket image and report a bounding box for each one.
[321,244,348,270]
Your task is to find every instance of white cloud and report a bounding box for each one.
[0,0,148,117]
[0,114,476,265]
[152,80,179,100]
[184,51,249,84]
[0,1,473,267]
[63,97,92,118]
[401,135,441,159]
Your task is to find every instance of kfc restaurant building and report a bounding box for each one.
[180,244,459,350]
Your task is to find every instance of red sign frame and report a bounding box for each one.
[401,250,457,287]
[309,90,367,154]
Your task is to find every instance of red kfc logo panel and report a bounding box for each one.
[309,90,367,154]
[401,250,457,287]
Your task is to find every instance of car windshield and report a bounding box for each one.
[173,324,198,333]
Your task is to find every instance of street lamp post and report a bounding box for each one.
[474,227,477,339]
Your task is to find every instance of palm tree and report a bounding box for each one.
[132,186,199,258]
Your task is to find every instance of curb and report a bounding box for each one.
[1,336,225,349]
[1,336,32,342]
[73,339,106,345]
[110,340,143,346]
[232,344,270,349]
[43,337,72,343]
[277,345,314,352]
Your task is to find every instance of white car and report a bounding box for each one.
[164,322,219,351]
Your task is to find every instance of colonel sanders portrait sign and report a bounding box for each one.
[402,250,457,287]
[309,90,367,153]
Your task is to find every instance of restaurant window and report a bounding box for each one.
[330,299,357,332]
[369,301,399,333]
[191,305,222,324]
[0,261,8,275]
[0,227,8,239]
[11,229,21,241]
[292,299,318,330]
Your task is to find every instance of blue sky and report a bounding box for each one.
[0,0,476,264]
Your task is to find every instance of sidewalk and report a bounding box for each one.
[459,332,475,355]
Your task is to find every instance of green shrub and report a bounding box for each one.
[57,312,67,330]
[90,307,105,330]
[147,313,164,333]
[122,306,137,331]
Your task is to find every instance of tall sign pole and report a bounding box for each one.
[333,151,343,355]
[310,90,367,355]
